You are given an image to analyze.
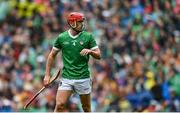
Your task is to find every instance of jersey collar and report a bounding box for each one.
[68,29,83,39]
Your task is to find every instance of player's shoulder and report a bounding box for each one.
[82,31,91,35]
[82,31,93,37]
[58,31,68,38]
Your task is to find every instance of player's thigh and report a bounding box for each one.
[80,93,91,107]
[56,78,74,103]
[56,90,73,104]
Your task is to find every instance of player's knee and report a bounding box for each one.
[56,101,65,110]
[82,104,91,112]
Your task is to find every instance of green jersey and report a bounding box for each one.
[53,30,98,79]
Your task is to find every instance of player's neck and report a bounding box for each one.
[69,29,81,36]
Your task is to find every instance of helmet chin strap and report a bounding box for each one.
[69,21,77,29]
[72,25,84,33]
[69,21,85,32]
[75,21,85,32]
[72,28,82,32]
[69,21,80,32]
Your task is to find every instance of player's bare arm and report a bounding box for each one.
[44,48,59,86]
[80,48,101,59]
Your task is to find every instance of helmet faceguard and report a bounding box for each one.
[67,12,86,32]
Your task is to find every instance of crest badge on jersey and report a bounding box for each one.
[80,41,84,45]
[72,40,77,46]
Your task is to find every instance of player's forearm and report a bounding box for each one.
[90,50,101,59]
[45,54,56,76]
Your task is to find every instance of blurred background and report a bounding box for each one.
[0,0,180,112]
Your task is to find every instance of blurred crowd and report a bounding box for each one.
[0,0,180,112]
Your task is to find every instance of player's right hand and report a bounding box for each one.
[43,75,50,87]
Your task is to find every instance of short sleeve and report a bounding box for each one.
[53,35,62,50]
[89,34,98,50]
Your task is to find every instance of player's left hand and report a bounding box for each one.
[80,49,92,56]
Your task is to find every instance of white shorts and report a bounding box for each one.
[58,78,92,95]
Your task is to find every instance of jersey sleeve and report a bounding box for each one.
[53,35,62,50]
[89,34,98,50]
